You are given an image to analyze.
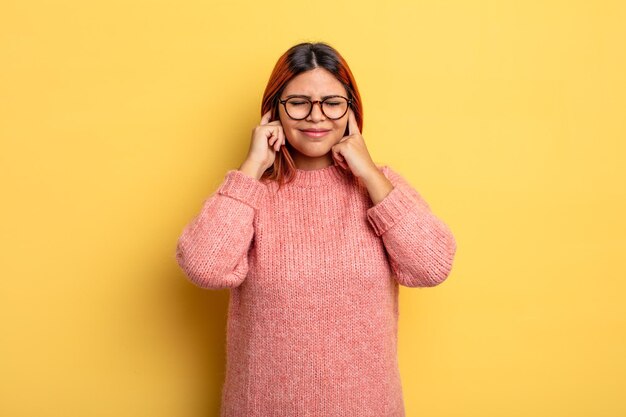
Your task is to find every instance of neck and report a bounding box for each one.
[289,163,351,188]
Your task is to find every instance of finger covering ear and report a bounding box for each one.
[348,109,359,135]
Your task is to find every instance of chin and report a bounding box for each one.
[287,140,332,157]
[295,144,332,157]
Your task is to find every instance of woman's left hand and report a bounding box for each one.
[331,108,379,180]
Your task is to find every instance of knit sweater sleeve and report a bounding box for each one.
[175,169,266,289]
[366,165,457,287]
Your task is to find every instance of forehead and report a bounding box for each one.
[283,67,347,97]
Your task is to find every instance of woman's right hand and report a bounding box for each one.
[239,110,285,179]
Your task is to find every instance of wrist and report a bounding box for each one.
[359,165,385,185]
[238,160,265,180]
[362,168,394,205]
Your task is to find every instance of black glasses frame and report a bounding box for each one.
[278,95,353,120]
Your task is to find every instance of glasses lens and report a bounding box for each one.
[322,97,349,119]
[285,98,312,119]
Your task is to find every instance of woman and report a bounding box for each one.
[175,42,457,417]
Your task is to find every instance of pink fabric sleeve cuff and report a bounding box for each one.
[217,169,267,210]
[366,185,426,236]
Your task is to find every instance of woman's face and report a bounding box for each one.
[277,67,350,169]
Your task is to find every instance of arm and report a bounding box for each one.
[365,165,457,287]
[175,169,266,289]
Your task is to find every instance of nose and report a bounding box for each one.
[306,101,326,122]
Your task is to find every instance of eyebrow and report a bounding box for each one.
[285,94,344,99]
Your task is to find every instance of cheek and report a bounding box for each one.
[277,115,296,138]
[336,120,349,137]
[283,123,298,137]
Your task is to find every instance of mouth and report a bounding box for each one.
[299,129,331,138]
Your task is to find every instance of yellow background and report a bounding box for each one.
[1,1,625,416]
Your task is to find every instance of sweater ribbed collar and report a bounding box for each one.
[291,163,351,188]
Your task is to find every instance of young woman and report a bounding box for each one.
[175,41,457,417]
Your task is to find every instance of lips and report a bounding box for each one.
[299,129,331,138]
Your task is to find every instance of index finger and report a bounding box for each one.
[347,108,359,136]
[260,110,272,125]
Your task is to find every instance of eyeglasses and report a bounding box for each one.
[278,95,352,120]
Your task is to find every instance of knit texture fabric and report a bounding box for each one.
[175,163,457,417]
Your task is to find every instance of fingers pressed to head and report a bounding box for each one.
[278,126,285,149]
[270,128,277,150]
[348,109,359,135]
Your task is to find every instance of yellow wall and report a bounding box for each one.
[1,1,625,416]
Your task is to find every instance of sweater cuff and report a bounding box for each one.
[217,169,266,210]
[366,185,422,236]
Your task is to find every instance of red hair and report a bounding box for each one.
[259,42,363,188]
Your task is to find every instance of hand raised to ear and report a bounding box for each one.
[330,108,378,180]
[240,111,286,179]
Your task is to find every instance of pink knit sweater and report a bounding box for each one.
[175,163,457,417]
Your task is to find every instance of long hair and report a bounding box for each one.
[259,42,363,187]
